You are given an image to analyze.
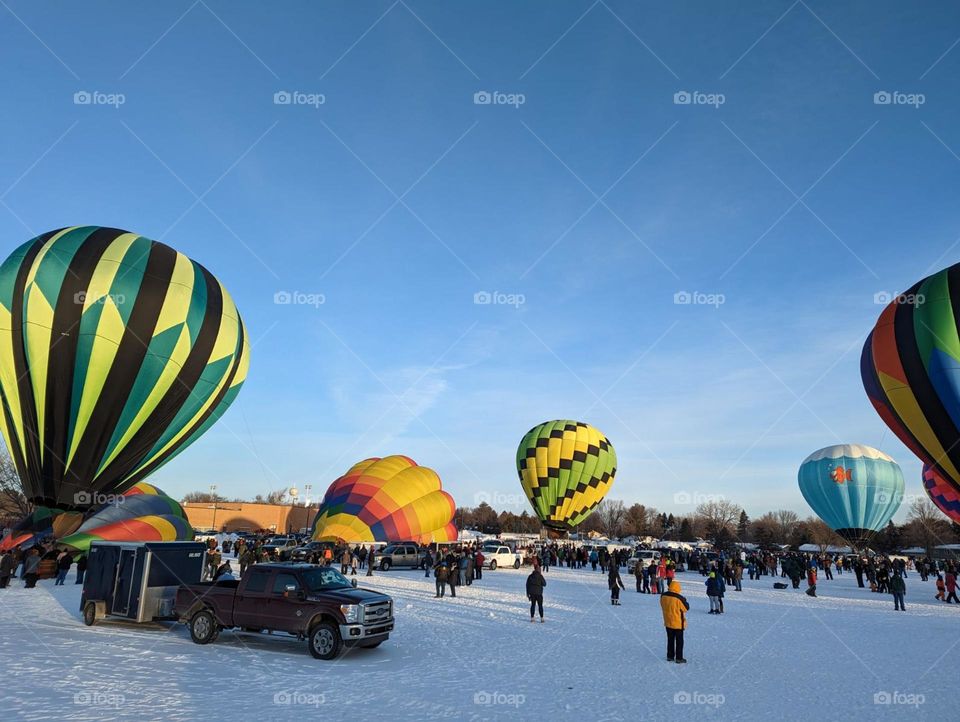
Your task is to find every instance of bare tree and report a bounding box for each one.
[594,499,627,538]
[182,490,228,504]
[806,517,843,553]
[904,498,953,555]
[0,451,30,520]
[774,509,800,543]
[695,500,742,545]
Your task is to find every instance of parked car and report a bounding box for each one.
[378,543,425,571]
[174,563,394,659]
[261,537,298,560]
[480,542,521,570]
[289,541,331,562]
[626,549,662,573]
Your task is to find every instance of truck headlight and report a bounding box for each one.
[340,604,360,624]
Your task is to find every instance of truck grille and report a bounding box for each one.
[362,600,392,624]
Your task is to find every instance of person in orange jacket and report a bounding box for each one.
[660,579,689,663]
[935,573,946,601]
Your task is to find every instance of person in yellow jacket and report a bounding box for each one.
[660,579,690,663]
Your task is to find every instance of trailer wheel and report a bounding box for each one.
[83,602,98,626]
[189,610,220,645]
[308,621,342,660]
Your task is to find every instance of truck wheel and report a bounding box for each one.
[513,559,521,569]
[190,610,220,645]
[490,560,497,571]
[83,602,98,627]
[380,559,391,571]
[308,622,342,660]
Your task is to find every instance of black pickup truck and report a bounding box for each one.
[174,563,394,659]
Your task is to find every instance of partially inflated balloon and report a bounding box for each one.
[311,456,457,543]
[58,483,192,552]
[0,227,250,511]
[862,268,960,493]
[798,444,904,546]
[516,420,616,531]
[922,464,960,524]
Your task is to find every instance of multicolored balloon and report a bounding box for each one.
[516,420,616,532]
[0,226,250,511]
[311,456,457,543]
[922,464,960,524]
[861,267,960,492]
[798,444,905,546]
[58,482,192,552]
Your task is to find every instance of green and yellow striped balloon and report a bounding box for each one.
[516,420,617,531]
[0,226,249,510]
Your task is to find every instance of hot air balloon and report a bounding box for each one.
[310,456,457,543]
[922,464,960,524]
[516,420,616,532]
[58,482,192,552]
[797,444,904,547]
[861,266,960,492]
[0,226,249,520]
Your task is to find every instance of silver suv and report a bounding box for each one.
[378,543,425,571]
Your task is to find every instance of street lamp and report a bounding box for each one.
[210,484,218,532]
[304,484,313,506]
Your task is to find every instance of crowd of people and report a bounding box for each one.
[0,544,87,589]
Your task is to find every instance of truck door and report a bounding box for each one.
[267,572,310,633]
[111,548,137,616]
[233,568,272,629]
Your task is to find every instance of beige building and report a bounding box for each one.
[183,502,317,534]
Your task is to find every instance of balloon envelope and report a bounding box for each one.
[798,444,904,545]
[516,420,616,532]
[0,227,249,510]
[861,267,960,493]
[58,482,192,552]
[311,456,457,543]
[922,464,960,524]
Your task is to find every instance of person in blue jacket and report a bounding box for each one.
[705,571,726,614]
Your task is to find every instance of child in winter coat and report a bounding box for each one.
[935,574,946,601]
[609,565,625,605]
[705,572,721,614]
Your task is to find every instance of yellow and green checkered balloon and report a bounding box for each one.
[516,420,617,531]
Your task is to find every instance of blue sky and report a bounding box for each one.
[3,1,960,521]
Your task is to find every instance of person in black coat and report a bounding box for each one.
[526,565,546,622]
[608,565,625,605]
[75,554,88,585]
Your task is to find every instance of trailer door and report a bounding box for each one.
[112,548,137,616]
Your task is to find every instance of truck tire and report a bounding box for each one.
[83,601,98,627]
[190,610,220,645]
[489,560,497,571]
[380,559,391,571]
[513,559,521,569]
[308,622,343,660]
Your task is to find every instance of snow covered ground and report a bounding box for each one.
[1,564,956,721]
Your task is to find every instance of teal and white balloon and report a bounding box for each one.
[797,444,904,547]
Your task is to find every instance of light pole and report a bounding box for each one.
[304,484,312,507]
[210,484,218,532]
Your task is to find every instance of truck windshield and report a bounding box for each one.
[300,568,353,591]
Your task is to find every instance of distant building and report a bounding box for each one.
[183,502,317,534]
